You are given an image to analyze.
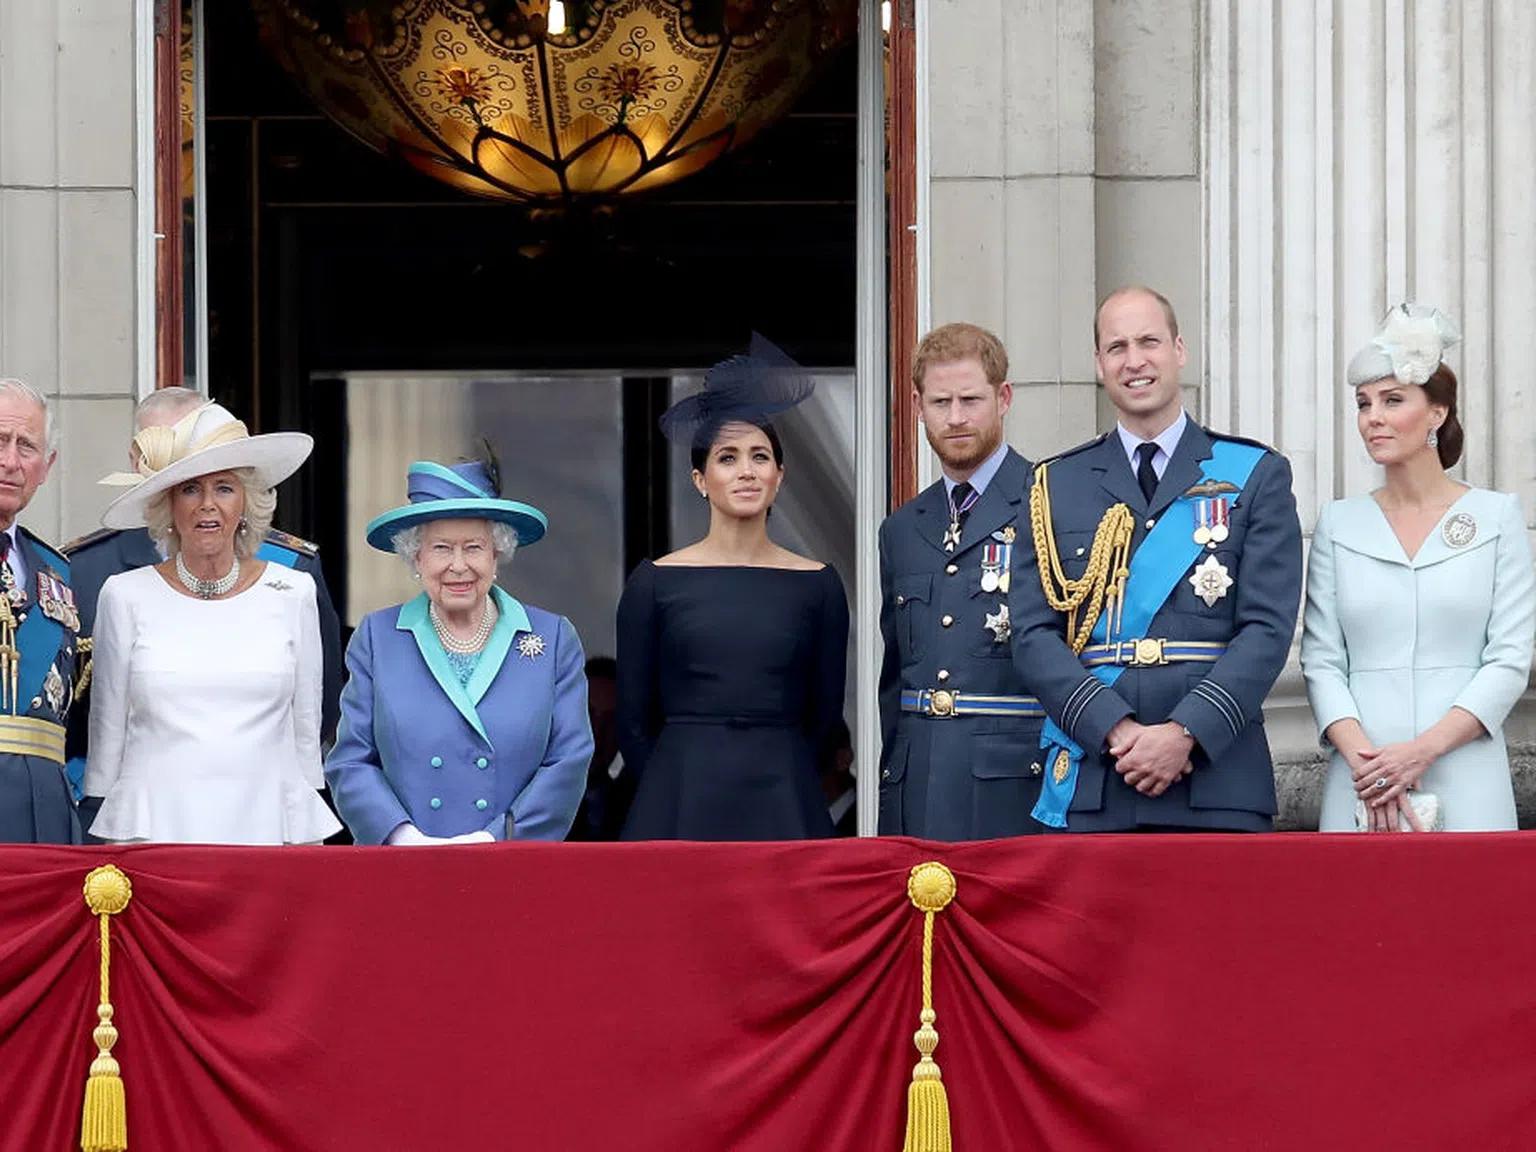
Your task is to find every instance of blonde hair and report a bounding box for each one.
[144,467,276,560]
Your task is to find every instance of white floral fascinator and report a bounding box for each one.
[1346,302,1462,388]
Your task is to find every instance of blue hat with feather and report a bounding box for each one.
[364,453,547,552]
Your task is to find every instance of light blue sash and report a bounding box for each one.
[16,553,70,718]
[1032,441,1264,826]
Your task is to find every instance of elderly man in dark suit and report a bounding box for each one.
[878,322,1045,839]
[1010,286,1302,832]
[64,387,343,809]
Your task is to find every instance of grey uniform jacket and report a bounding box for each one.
[1008,424,1302,831]
[878,447,1045,839]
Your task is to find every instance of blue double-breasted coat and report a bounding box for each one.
[324,586,593,843]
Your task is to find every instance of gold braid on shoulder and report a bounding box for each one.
[1029,462,1135,654]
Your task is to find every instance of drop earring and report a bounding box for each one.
[1427,427,1440,449]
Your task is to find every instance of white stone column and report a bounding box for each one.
[0,0,144,543]
[922,0,1100,468]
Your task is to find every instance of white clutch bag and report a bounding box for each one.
[1353,791,1444,832]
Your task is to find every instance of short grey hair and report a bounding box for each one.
[143,467,276,560]
[0,378,57,456]
[391,520,519,575]
[135,386,205,429]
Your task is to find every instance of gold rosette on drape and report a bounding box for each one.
[903,861,957,1152]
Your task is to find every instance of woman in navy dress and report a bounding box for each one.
[618,337,849,840]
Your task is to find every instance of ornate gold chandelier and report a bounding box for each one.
[253,0,857,202]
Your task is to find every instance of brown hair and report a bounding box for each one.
[1093,286,1181,349]
[911,323,1008,393]
[1421,363,1464,469]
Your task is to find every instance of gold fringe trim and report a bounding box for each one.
[903,862,957,1152]
[81,865,132,1152]
[75,636,94,699]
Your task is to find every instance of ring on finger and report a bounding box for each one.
[1372,777,1389,790]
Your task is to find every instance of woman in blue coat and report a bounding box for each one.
[325,456,593,844]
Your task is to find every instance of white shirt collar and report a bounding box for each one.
[1116,410,1189,478]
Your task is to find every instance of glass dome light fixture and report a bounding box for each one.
[252,0,857,203]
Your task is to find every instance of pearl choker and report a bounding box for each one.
[430,598,497,654]
[175,552,240,599]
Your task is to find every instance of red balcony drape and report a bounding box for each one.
[3,835,1535,1150]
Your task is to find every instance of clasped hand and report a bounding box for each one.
[1348,740,1433,833]
[388,823,495,846]
[1107,719,1194,797]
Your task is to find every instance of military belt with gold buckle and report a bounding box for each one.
[0,715,66,763]
[899,689,1045,719]
[1078,639,1229,668]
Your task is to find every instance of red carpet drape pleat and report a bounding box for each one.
[3,835,1536,1151]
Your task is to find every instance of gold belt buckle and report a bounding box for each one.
[928,689,956,717]
[1130,638,1166,666]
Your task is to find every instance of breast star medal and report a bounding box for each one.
[516,633,546,660]
[1189,554,1233,607]
[1442,511,1477,549]
[43,663,65,714]
[983,603,1011,643]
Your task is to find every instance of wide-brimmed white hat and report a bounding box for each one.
[99,401,313,530]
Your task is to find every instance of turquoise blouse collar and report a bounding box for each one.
[397,585,531,745]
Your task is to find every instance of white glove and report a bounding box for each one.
[385,822,437,846]
[386,823,494,846]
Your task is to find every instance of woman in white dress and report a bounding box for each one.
[81,401,340,845]
[1302,304,1536,832]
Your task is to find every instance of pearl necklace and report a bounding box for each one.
[175,552,240,599]
[430,598,497,654]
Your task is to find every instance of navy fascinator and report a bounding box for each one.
[658,334,816,448]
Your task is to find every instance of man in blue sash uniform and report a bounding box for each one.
[1011,288,1302,831]
[0,380,83,843]
[63,388,343,806]
[879,323,1046,839]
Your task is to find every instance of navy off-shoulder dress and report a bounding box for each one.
[616,561,849,840]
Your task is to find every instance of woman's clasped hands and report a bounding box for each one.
[1348,739,1435,832]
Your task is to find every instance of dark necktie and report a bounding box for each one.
[943,481,977,553]
[950,481,975,532]
[0,533,17,607]
[1135,442,1159,504]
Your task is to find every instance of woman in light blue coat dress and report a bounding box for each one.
[325,456,593,844]
[1302,304,1535,832]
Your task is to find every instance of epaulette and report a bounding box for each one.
[1205,427,1279,454]
[264,528,319,557]
[61,526,118,556]
[1033,431,1112,470]
[19,525,69,569]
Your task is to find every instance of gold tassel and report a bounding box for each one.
[81,865,132,1152]
[903,862,957,1152]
